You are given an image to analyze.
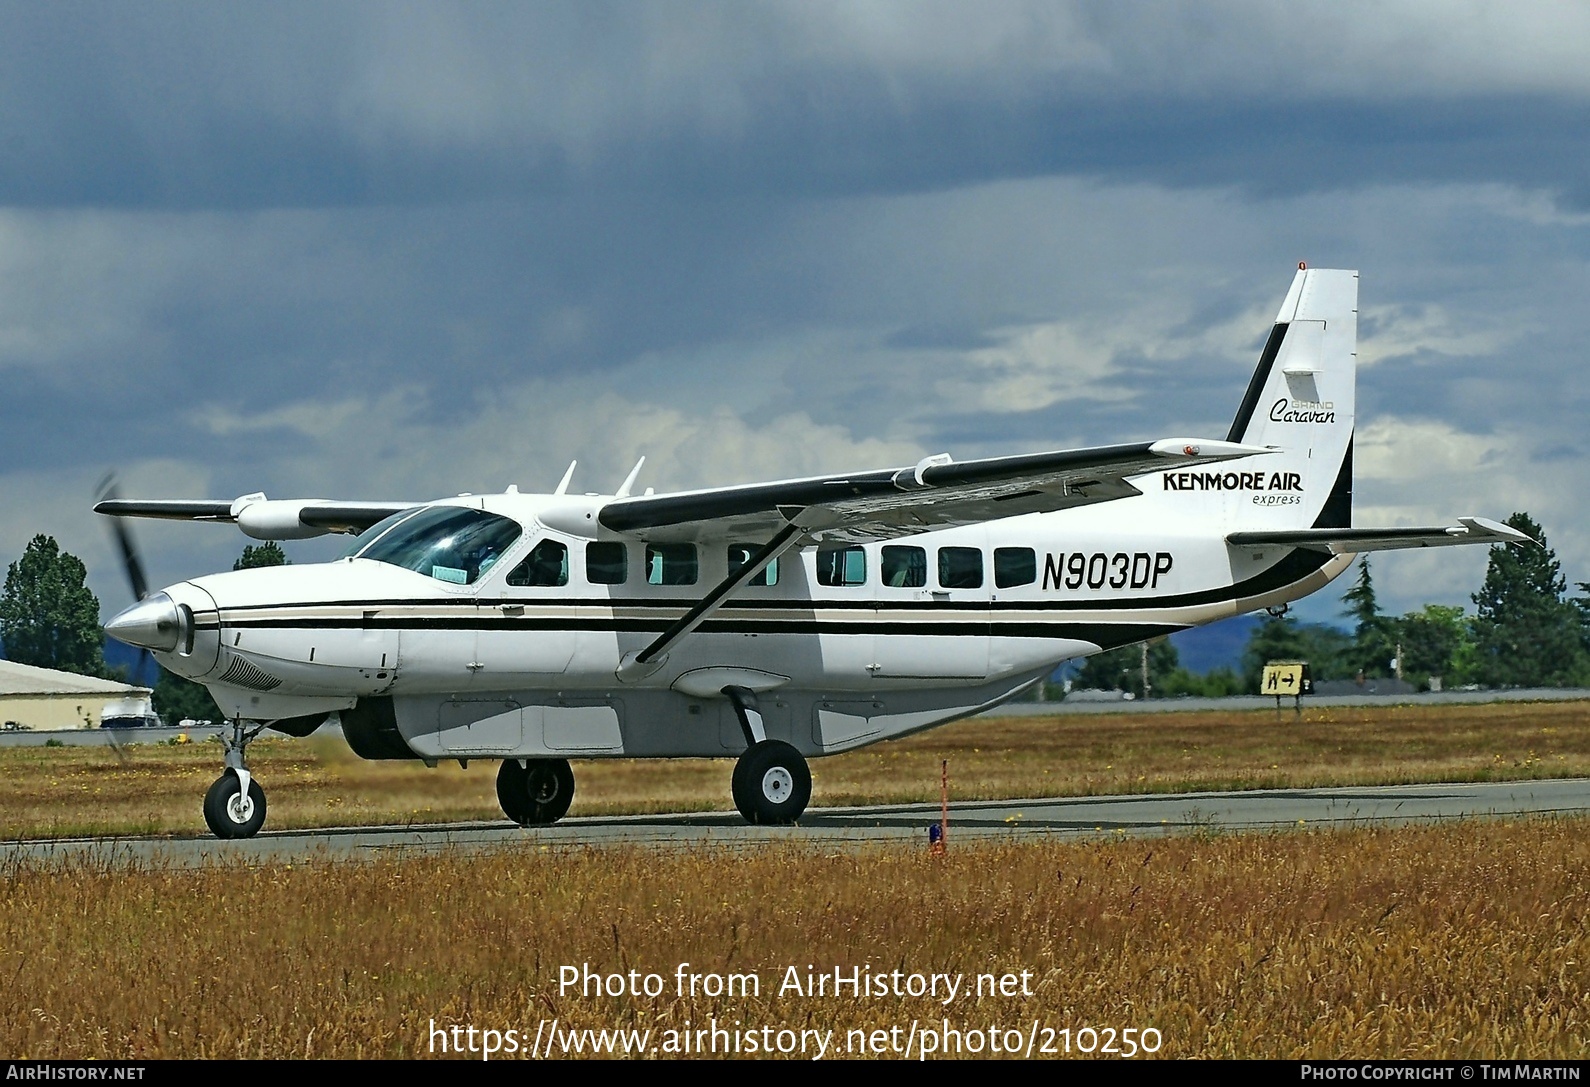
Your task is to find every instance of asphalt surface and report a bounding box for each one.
[7,777,1587,868]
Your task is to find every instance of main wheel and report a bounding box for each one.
[203,772,267,839]
[732,740,811,825]
[496,758,575,826]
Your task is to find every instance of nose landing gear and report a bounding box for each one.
[203,719,269,839]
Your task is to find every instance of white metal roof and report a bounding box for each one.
[0,659,150,697]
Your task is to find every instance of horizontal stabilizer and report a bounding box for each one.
[1227,517,1533,555]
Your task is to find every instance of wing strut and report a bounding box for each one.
[617,521,804,681]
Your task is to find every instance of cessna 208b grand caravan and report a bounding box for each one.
[100,266,1527,839]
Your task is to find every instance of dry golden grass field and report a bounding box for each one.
[3,698,1588,839]
[2,820,1585,1059]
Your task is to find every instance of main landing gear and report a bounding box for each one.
[724,685,811,825]
[732,740,811,825]
[497,758,575,826]
[203,719,269,839]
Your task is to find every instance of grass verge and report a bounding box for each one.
[2,698,1587,839]
[1,819,1584,1058]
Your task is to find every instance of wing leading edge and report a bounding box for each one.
[600,437,1271,543]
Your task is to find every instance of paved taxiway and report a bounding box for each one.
[7,777,1587,867]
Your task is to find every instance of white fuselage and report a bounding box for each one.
[148,481,1351,762]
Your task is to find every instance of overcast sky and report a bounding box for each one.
[2,1,1586,625]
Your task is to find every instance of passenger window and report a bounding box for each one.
[728,544,778,586]
[646,543,698,585]
[586,542,627,585]
[507,539,569,587]
[938,547,983,589]
[995,547,1036,588]
[815,546,866,587]
[881,545,926,588]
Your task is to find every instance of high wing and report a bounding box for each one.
[600,437,1271,543]
[1227,517,1533,554]
[93,494,416,539]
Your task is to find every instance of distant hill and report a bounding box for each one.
[1168,613,1261,675]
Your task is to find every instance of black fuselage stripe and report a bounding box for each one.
[225,617,1188,642]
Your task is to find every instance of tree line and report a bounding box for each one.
[1073,513,1590,696]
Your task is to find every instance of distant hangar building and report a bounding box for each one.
[0,659,156,730]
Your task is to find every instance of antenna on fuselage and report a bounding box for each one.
[614,457,646,499]
[553,460,577,495]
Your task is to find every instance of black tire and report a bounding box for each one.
[732,740,811,825]
[496,758,575,826]
[203,772,267,839]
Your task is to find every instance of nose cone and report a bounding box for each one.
[105,592,186,652]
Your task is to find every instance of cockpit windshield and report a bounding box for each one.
[348,506,523,585]
[336,508,420,559]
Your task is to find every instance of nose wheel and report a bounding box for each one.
[732,740,811,825]
[204,771,267,839]
[203,719,269,839]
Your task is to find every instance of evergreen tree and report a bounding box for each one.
[1341,558,1398,677]
[1470,513,1585,686]
[1573,582,1590,653]
[0,535,106,676]
[234,542,289,570]
[1398,604,1473,685]
[1241,615,1309,690]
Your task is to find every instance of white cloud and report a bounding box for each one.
[1349,414,1588,614]
[1354,417,1510,483]
[1358,303,1518,368]
[933,320,1136,413]
[189,375,925,504]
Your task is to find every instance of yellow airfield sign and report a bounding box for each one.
[1261,662,1309,696]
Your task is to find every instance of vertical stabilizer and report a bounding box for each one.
[1226,267,1357,529]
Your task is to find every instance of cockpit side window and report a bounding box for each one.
[351,506,522,585]
[507,538,570,587]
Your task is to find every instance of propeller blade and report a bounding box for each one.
[96,474,151,602]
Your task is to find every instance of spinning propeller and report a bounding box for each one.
[95,473,159,690]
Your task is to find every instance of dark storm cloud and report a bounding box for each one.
[0,2,1587,620]
[1,3,1587,209]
